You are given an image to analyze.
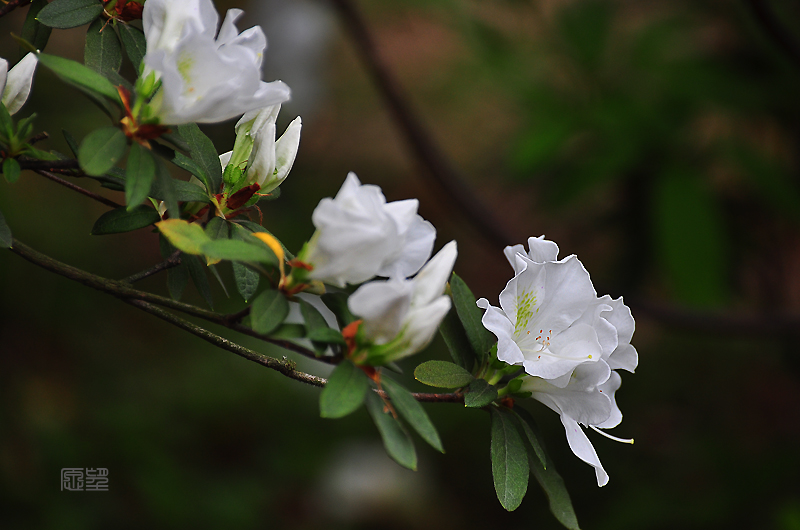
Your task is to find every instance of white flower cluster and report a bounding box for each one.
[478,237,638,486]
[142,0,290,125]
[302,173,457,364]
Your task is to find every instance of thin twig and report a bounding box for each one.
[328,0,518,248]
[18,158,81,171]
[34,170,122,209]
[123,250,182,283]
[125,299,328,388]
[0,0,31,17]
[28,132,49,146]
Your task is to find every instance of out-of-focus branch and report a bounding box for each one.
[18,158,81,171]
[123,250,182,283]
[0,0,31,18]
[743,0,800,70]
[328,0,518,249]
[34,170,122,209]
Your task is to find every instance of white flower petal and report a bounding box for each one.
[2,53,37,115]
[561,415,609,487]
[526,235,560,262]
[349,280,411,344]
[411,241,456,307]
[477,298,525,366]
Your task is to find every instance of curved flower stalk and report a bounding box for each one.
[299,172,436,287]
[348,241,457,365]
[142,0,290,125]
[219,104,302,193]
[0,53,37,115]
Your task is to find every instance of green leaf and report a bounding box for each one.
[201,238,277,265]
[3,158,21,184]
[150,179,211,204]
[37,53,122,105]
[250,289,289,335]
[306,327,346,345]
[382,377,444,453]
[365,391,417,470]
[85,18,122,75]
[236,220,295,260]
[414,360,474,388]
[117,22,146,70]
[490,407,529,511]
[21,0,52,55]
[204,217,228,241]
[512,408,547,471]
[464,379,498,408]
[230,224,259,301]
[653,167,728,306]
[300,298,328,332]
[450,272,494,363]
[515,409,579,529]
[78,126,127,176]
[157,219,209,254]
[92,205,159,235]
[0,208,12,248]
[36,0,103,29]
[153,158,179,219]
[170,153,210,190]
[319,360,369,418]
[269,323,305,340]
[320,292,356,328]
[438,303,475,370]
[125,142,156,210]
[185,255,214,309]
[177,123,222,194]
[62,129,80,157]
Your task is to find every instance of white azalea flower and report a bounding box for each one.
[304,172,436,287]
[142,0,290,125]
[520,361,631,487]
[219,104,302,192]
[0,53,37,115]
[348,241,457,364]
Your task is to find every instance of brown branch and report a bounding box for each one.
[378,389,464,403]
[18,158,81,171]
[0,0,31,18]
[123,250,182,283]
[328,0,518,249]
[34,170,122,209]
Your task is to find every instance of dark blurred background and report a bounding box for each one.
[2,0,800,528]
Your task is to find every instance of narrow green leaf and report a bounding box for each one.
[207,263,229,298]
[513,408,547,470]
[490,408,529,511]
[516,409,580,530]
[306,327,346,345]
[157,219,209,255]
[62,129,80,157]
[91,205,159,235]
[382,377,444,453]
[21,0,52,55]
[149,178,211,204]
[414,360,475,389]
[450,272,494,363]
[204,217,228,241]
[438,304,475,369]
[321,292,356,328]
[251,289,289,335]
[185,255,213,309]
[125,142,156,210]
[464,379,498,408]
[177,123,222,194]
[85,18,122,75]
[153,158,179,219]
[0,208,12,248]
[37,53,121,105]
[236,220,295,260]
[230,224,259,301]
[0,103,13,139]
[201,239,276,265]
[167,261,189,301]
[36,0,103,29]
[117,22,146,70]
[3,158,21,184]
[300,298,328,332]
[365,391,417,470]
[78,126,127,176]
[319,360,369,418]
[170,152,211,192]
